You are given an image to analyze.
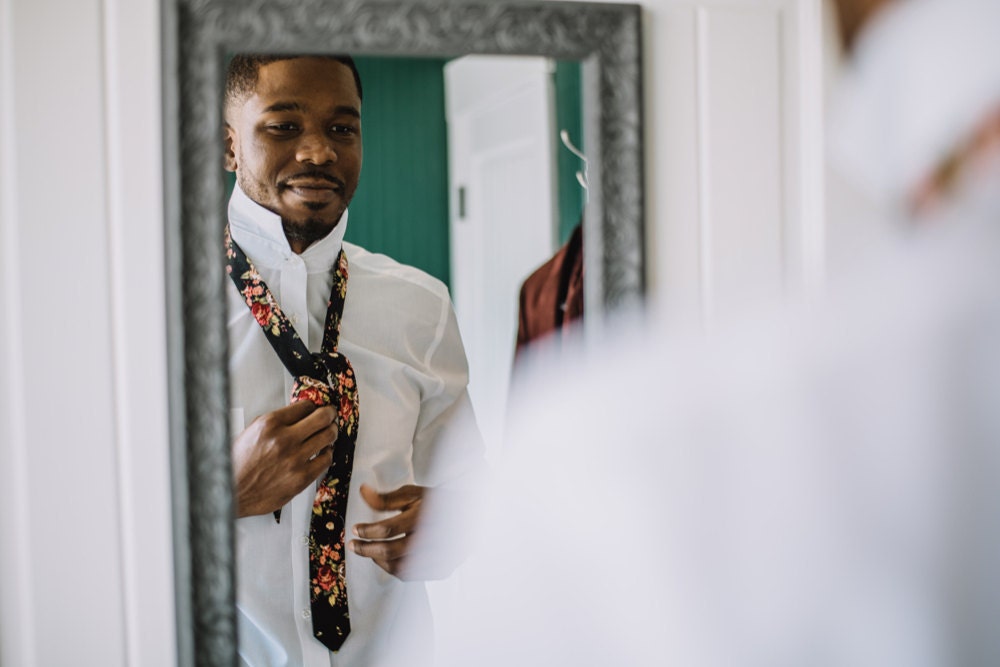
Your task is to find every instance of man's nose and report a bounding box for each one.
[295,132,337,165]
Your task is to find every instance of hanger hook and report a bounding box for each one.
[559,129,589,193]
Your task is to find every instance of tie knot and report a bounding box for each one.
[321,352,359,439]
[290,375,334,406]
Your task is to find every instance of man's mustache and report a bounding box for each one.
[280,171,346,190]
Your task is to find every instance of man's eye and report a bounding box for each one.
[331,125,358,136]
[267,123,298,133]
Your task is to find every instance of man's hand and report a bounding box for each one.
[350,483,426,579]
[232,401,338,518]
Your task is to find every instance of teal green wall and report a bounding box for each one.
[554,60,585,245]
[350,57,583,277]
[347,57,451,286]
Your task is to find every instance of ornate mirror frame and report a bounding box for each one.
[162,0,643,664]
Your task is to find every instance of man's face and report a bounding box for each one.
[225,57,362,250]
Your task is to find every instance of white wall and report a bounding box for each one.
[0,0,175,665]
[0,0,825,664]
[569,0,826,325]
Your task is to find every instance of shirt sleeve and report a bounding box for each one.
[410,292,487,488]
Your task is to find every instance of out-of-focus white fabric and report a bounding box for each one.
[430,1,1000,664]
[829,0,1000,210]
[438,206,1000,665]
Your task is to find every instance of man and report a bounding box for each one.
[224,54,483,666]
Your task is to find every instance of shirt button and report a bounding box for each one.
[302,608,311,619]
[290,314,300,326]
[301,535,309,546]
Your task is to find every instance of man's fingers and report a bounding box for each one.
[350,535,409,563]
[359,483,423,512]
[289,405,338,444]
[350,487,433,580]
[349,484,427,577]
[301,420,339,462]
[352,512,413,540]
[304,445,334,480]
[273,398,319,424]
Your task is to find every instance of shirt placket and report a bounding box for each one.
[280,255,328,665]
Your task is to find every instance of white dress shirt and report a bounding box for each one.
[227,184,482,667]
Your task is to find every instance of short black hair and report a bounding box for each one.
[225,54,363,112]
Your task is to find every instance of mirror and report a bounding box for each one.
[163,1,643,664]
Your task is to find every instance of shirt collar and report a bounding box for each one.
[227,182,349,271]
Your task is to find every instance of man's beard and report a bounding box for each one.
[236,172,347,249]
[281,214,339,249]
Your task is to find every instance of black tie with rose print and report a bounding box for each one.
[226,226,358,652]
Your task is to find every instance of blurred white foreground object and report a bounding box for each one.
[428,0,1000,664]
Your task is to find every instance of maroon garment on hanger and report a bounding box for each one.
[515,223,584,357]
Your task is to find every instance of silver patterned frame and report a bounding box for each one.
[162,0,643,664]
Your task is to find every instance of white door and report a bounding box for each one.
[445,55,558,461]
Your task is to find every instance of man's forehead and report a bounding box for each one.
[252,58,360,106]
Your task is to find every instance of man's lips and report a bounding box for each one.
[281,176,345,204]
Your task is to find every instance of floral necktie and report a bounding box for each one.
[226,226,358,652]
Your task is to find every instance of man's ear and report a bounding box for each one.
[224,123,238,172]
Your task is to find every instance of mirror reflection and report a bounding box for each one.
[221,52,588,665]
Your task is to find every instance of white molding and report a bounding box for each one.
[686,0,827,326]
[795,0,827,296]
[695,7,715,329]
[102,0,176,664]
[0,0,37,663]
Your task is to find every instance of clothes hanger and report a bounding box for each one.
[559,129,589,201]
